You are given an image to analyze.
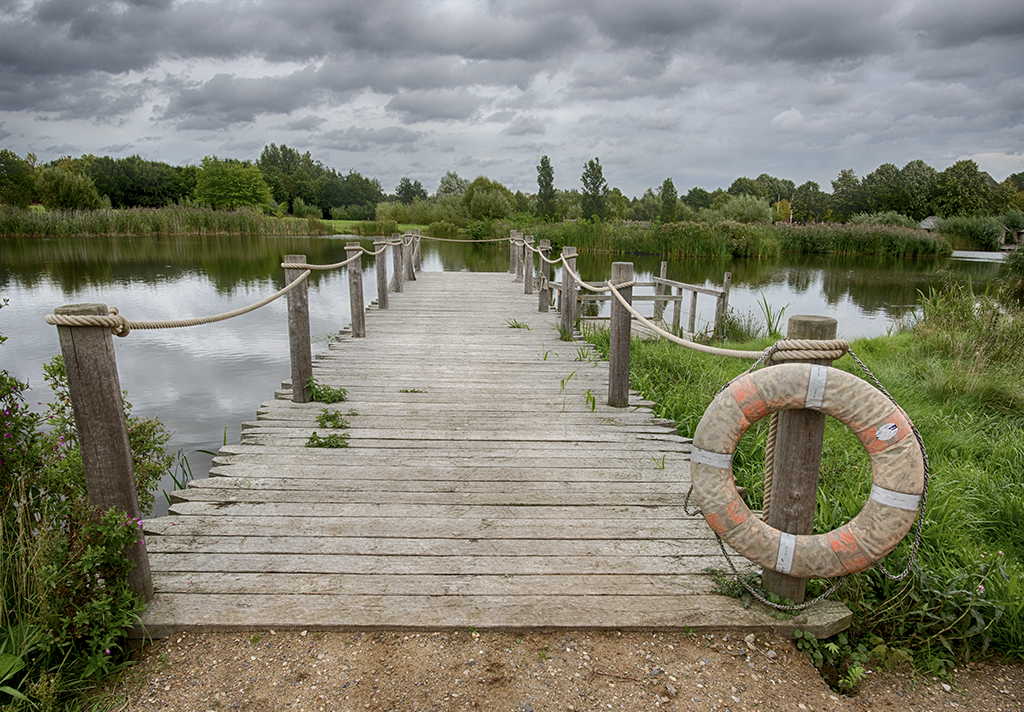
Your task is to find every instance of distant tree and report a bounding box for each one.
[755,173,794,203]
[728,176,764,199]
[792,181,829,222]
[862,163,903,214]
[659,178,677,223]
[830,169,866,221]
[556,188,582,220]
[535,156,556,220]
[993,178,1024,213]
[0,149,36,208]
[580,157,607,220]
[257,144,324,213]
[35,165,105,210]
[462,176,514,220]
[772,199,792,223]
[683,186,712,211]
[606,187,629,220]
[898,160,939,221]
[194,156,272,210]
[395,177,428,205]
[437,171,469,197]
[721,194,771,223]
[86,155,188,208]
[933,160,992,217]
[1009,172,1024,192]
[320,169,384,218]
[629,188,660,222]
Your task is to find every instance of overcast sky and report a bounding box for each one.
[1,0,1023,198]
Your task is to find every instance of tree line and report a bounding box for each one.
[2,145,1023,229]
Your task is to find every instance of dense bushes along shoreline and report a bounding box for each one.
[0,205,329,237]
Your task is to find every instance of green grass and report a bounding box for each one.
[586,283,1024,670]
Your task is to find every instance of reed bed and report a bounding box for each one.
[0,206,329,237]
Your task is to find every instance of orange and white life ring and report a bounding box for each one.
[691,362,924,579]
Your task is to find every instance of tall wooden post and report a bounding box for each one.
[53,303,153,601]
[713,272,733,340]
[514,232,524,283]
[508,231,517,274]
[654,261,668,320]
[284,255,313,403]
[560,246,578,338]
[404,232,416,282]
[392,234,404,293]
[761,315,838,604]
[608,262,634,407]
[413,228,422,272]
[374,239,388,310]
[538,239,551,312]
[523,236,534,295]
[346,242,366,338]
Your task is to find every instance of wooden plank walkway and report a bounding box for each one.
[137,271,849,637]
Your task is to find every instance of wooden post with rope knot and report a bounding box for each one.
[284,254,313,403]
[608,262,634,408]
[391,234,404,293]
[761,314,838,604]
[538,239,551,313]
[560,246,578,339]
[346,242,366,338]
[53,303,154,602]
[523,236,534,295]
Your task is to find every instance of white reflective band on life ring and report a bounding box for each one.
[690,362,925,579]
[869,484,921,511]
[691,447,734,469]
[805,364,827,411]
[775,532,797,575]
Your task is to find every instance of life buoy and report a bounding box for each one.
[691,362,924,579]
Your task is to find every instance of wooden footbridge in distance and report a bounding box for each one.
[136,267,850,637]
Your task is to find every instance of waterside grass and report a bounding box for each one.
[0,205,329,237]
[585,283,1024,670]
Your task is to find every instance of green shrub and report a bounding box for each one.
[1,311,173,707]
[936,215,1007,250]
[34,167,107,211]
[1000,208,1024,234]
[426,220,461,240]
[290,196,322,219]
[721,194,772,224]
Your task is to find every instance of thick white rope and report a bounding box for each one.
[46,270,312,335]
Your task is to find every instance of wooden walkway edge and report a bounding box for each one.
[136,271,850,638]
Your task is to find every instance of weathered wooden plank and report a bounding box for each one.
[206,464,687,482]
[188,476,690,493]
[136,593,850,637]
[166,501,699,519]
[143,515,712,540]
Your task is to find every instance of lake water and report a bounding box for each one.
[0,234,1006,514]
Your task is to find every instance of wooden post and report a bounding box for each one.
[654,261,668,320]
[538,239,551,312]
[672,286,682,335]
[514,232,524,283]
[523,236,534,295]
[413,228,422,272]
[391,234,404,293]
[688,289,698,335]
[346,242,366,338]
[403,232,416,282]
[713,272,733,340]
[508,231,517,274]
[284,255,313,403]
[560,246,578,338]
[373,239,388,310]
[608,262,634,408]
[761,315,838,604]
[53,303,153,602]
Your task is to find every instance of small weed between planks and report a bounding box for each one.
[507,318,531,329]
[315,408,350,429]
[307,377,347,403]
[306,432,349,448]
[399,388,427,393]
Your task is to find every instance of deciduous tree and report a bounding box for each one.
[194,156,272,210]
[395,177,428,205]
[580,157,607,221]
[0,149,36,208]
[535,156,556,220]
[659,178,677,223]
[933,160,992,217]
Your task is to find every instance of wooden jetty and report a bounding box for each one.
[137,271,849,637]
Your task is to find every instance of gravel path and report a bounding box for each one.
[99,628,1023,711]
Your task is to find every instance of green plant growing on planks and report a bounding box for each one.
[506,318,531,329]
[307,378,347,403]
[315,408,349,429]
[584,389,597,411]
[306,432,349,448]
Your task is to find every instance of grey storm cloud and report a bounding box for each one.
[0,0,1022,193]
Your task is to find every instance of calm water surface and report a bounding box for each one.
[0,235,1006,514]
